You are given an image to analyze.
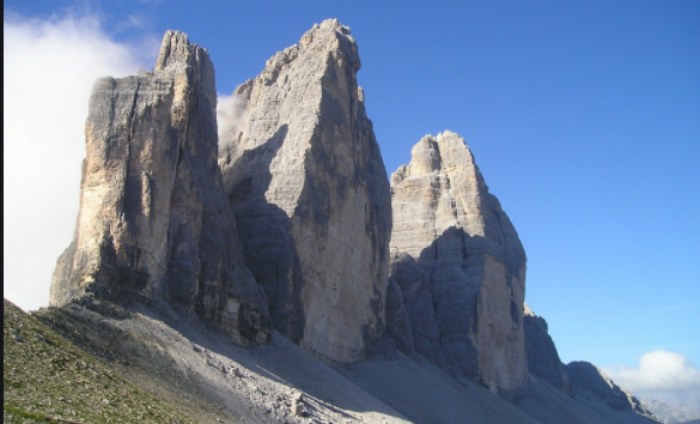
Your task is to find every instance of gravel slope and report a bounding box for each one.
[7,297,662,424]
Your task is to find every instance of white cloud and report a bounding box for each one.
[217,93,248,153]
[3,12,151,311]
[604,350,700,394]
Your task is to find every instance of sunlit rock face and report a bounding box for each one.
[388,131,528,390]
[219,19,392,363]
[50,30,270,346]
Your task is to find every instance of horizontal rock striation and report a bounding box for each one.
[388,131,528,390]
[219,19,392,363]
[523,304,574,396]
[50,30,270,345]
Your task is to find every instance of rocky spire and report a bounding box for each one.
[219,19,392,362]
[388,131,528,390]
[50,30,270,346]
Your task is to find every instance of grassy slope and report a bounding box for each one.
[3,299,194,424]
[5,295,663,424]
[33,301,235,424]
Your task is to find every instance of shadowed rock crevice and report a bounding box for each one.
[384,278,415,357]
[222,125,307,343]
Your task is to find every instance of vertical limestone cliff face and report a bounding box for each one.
[523,304,574,396]
[219,19,392,363]
[388,131,528,390]
[50,31,270,346]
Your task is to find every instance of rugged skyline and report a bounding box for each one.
[4,0,699,409]
[6,21,661,421]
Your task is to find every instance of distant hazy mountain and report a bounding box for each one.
[639,393,700,423]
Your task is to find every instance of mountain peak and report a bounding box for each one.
[388,130,528,390]
[155,30,199,72]
[219,20,390,363]
[50,30,269,345]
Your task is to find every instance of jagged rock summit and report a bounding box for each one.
[50,30,270,345]
[219,19,392,363]
[388,131,528,390]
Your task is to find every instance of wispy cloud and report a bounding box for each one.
[604,350,700,393]
[217,93,249,153]
[115,14,147,32]
[3,11,152,311]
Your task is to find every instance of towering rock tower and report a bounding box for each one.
[51,31,270,345]
[219,19,392,362]
[388,131,528,390]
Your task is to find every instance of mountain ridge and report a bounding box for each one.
[7,19,660,424]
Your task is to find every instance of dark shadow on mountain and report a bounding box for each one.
[221,124,306,345]
[390,226,498,385]
[523,312,575,396]
[566,361,656,418]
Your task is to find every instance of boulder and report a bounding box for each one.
[389,131,528,390]
[50,30,270,345]
[219,19,392,362]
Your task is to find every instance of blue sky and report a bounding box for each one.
[4,0,699,396]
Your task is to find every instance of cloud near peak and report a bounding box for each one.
[604,350,700,394]
[3,12,150,311]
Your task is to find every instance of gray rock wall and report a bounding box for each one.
[50,31,270,346]
[220,19,392,363]
[385,278,416,357]
[523,304,574,396]
[388,131,528,390]
[566,361,656,419]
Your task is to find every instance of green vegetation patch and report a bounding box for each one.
[3,299,193,424]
